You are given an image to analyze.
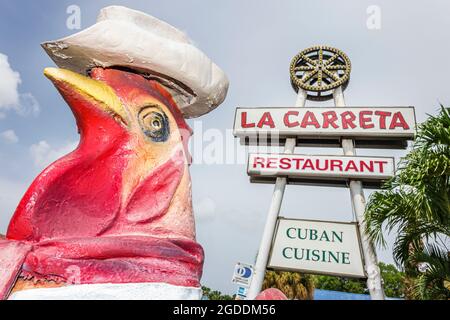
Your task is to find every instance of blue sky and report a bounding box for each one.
[1,0,449,294]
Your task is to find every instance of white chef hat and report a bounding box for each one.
[41,5,229,118]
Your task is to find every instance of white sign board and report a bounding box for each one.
[269,218,365,278]
[234,107,416,139]
[232,263,254,287]
[248,153,395,182]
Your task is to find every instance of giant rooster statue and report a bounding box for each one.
[0,6,286,300]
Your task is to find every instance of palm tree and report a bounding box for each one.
[365,106,450,299]
[410,244,449,299]
[263,270,314,300]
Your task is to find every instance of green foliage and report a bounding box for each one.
[201,286,235,300]
[263,271,315,300]
[314,275,366,294]
[314,263,406,298]
[365,106,450,300]
[378,262,406,298]
[409,244,450,300]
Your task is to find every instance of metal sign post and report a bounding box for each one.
[246,89,306,300]
[334,86,385,299]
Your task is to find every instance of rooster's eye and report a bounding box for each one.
[138,107,170,142]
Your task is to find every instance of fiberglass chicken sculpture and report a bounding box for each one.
[0,6,286,300]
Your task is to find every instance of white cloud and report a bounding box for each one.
[0,53,40,118]
[0,53,20,108]
[30,140,78,169]
[16,93,40,117]
[0,130,19,144]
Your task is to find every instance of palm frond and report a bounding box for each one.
[364,107,450,299]
[409,243,450,300]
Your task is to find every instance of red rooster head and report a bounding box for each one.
[6,67,203,288]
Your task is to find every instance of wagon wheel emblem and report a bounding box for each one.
[290,46,351,101]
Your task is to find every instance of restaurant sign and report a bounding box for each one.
[268,218,365,278]
[248,153,394,186]
[234,107,416,140]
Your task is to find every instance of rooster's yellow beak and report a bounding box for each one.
[44,67,128,124]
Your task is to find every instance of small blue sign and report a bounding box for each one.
[236,286,248,299]
[236,266,252,278]
[232,262,254,287]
